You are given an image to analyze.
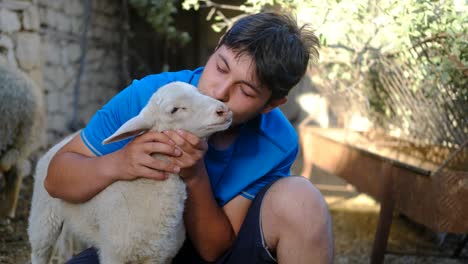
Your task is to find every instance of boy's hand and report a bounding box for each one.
[162,130,208,182]
[112,131,182,181]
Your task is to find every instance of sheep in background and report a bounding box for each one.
[0,62,45,219]
[28,81,232,264]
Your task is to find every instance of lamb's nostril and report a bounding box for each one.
[216,105,229,117]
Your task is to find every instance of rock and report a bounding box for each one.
[0,8,21,33]
[16,32,42,70]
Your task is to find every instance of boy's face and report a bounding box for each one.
[198,45,286,127]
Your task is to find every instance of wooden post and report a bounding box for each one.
[370,162,395,264]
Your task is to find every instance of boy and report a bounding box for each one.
[45,12,333,264]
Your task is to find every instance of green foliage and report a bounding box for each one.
[129,0,190,46]
[182,0,299,32]
[309,0,467,145]
[183,0,467,145]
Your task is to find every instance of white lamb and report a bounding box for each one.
[28,81,232,264]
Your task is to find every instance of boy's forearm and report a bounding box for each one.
[183,170,236,261]
[45,151,117,203]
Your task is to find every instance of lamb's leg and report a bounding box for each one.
[97,247,125,264]
[142,259,169,264]
[31,245,56,264]
[28,172,64,264]
[0,165,23,218]
[29,218,63,264]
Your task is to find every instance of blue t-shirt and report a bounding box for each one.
[81,68,298,206]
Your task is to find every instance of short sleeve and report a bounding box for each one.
[81,79,144,156]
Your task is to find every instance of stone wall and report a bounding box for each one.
[38,0,121,145]
[0,1,42,86]
[0,0,122,148]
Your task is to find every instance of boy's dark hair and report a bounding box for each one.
[217,12,320,100]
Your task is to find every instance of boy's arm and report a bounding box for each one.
[183,165,251,262]
[45,134,115,203]
[163,130,252,261]
[45,131,182,203]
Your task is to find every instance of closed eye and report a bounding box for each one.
[170,107,187,114]
[216,64,228,74]
[240,86,255,97]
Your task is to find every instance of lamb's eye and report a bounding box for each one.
[170,107,186,114]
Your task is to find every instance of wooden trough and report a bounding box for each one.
[300,127,468,263]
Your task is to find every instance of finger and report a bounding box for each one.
[137,166,169,180]
[164,130,206,154]
[143,141,181,157]
[162,130,188,148]
[176,130,201,146]
[166,156,189,168]
[176,130,208,152]
[196,139,208,151]
[144,155,180,174]
[135,131,175,145]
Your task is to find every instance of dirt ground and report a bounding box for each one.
[0,152,467,264]
[0,176,33,264]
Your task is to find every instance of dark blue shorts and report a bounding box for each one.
[67,180,278,264]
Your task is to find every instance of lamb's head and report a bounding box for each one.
[102,82,232,144]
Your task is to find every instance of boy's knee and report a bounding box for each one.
[261,176,333,247]
[265,176,327,217]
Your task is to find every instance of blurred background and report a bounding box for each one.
[0,0,466,263]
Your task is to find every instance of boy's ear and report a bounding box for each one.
[261,97,287,114]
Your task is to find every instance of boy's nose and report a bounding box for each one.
[213,84,229,102]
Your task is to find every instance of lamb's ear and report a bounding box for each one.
[102,114,152,145]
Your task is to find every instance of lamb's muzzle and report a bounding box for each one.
[216,105,231,117]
